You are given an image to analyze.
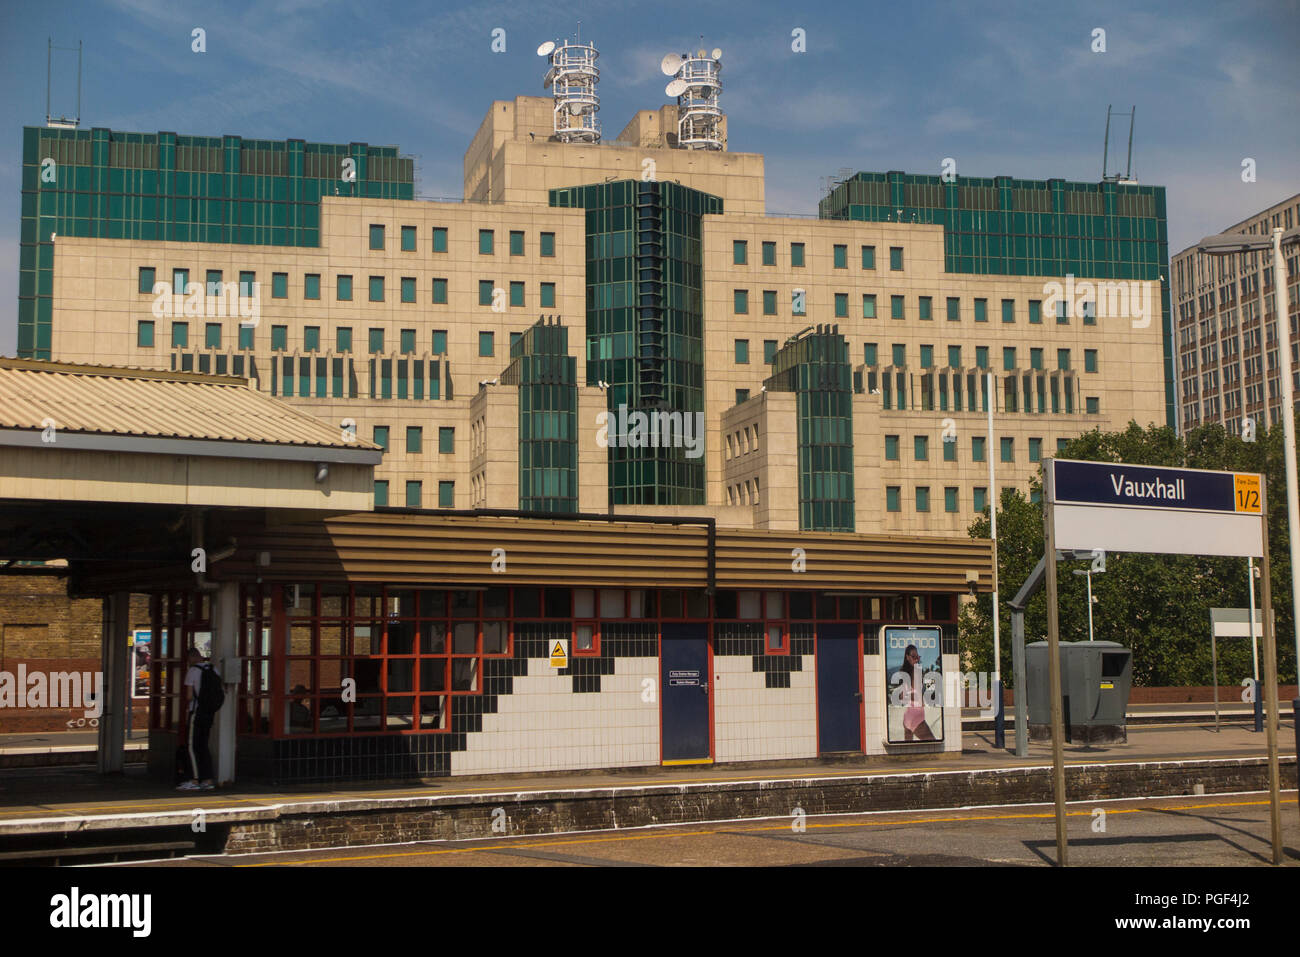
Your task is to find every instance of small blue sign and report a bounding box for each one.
[1053,460,1248,514]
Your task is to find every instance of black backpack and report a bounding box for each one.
[197,663,225,714]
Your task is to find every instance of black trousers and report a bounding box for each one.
[187,710,214,782]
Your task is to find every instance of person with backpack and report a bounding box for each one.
[177,648,225,791]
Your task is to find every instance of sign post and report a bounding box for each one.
[1044,458,1280,866]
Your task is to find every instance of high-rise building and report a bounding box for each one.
[18,126,413,358]
[1170,193,1300,435]
[28,92,1167,536]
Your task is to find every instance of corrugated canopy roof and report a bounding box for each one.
[0,358,377,451]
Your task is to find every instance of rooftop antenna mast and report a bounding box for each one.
[46,38,82,128]
[1102,104,1137,183]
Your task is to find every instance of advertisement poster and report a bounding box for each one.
[130,629,151,699]
[883,625,944,743]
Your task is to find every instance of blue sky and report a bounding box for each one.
[2,0,1297,355]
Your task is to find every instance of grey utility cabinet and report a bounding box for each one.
[1026,640,1133,743]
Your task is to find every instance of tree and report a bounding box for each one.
[959,416,1297,687]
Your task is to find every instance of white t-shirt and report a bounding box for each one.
[184,664,203,714]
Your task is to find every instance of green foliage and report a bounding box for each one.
[960,418,1298,687]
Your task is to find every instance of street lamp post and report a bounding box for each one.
[1196,226,1300,679]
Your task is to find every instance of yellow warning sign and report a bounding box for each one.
[549,639,568,669]
[1233,473,1261,514]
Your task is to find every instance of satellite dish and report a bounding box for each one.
[537,40,556,57]
[697,48,706,57]
[660,53,681,76]
[665,79,687,97]
[711,47,722,60]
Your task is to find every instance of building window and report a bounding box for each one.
[835,293,848,317]
[540,232,555,257]
[863,294,876,318]
[337,274,353,301]
[945,487,958,513]
[734,240,748,265]
[889,247,903,270]
[173,268,190,295]
[762,290,777,315]
[407,427,423,454]
[271,325,287,351]
[919,296,932,320]
[369,328,384,354]
[401,277,416,303]
[1030,348,1043,370]
[407,481,423,508]
[886,486,901,512]
[479,331,494,357]
[1058,348,1071,371]
[1056,300,1069,323]
[373,426,389,451]
[400,329,416,354]
[509,281,524,307]
[891,343,906,367]
[272,273,288,299]
[833,244,847,269]
[432,278,448,304]
[734,289,749,314]
[948,345,961,367]
[885,435,899,460]
[139,267,156,294]
[891,295,904,319]
[479,230,494,254]
[1001,437,1014,462]
[734,339,749,364]
[510,331,522,353]
[238,271,255,297]
[304,326,320,352]
[479,280,494,306]
[540,282,556,308]
[861,245,875,269]
[336,327,352,353]
[1002,299,1015,323]
[792,289,806,315]
[943,438,956,462]
[205,269,222,295]
[432,330,447,354]
[432,227,448,252]
[764,340,778,364]
[369,276,384,302]
[1082,301,1096,326]
[1085,349,1098,373]
[974,298,988,322]
[790,242,805,267]
[438,481,454,508]
[1057,438,1071,454]
[915,486,930,512]
[439,427,455,454]
[914,435,929,460]
[762,241,776,265]
[972,436,986,462]
[1003,347,1016,371]
[1029,300,1042,324]
[735,389,750,404]
[947,297,960,321]
[1029,437,1042,462]
[401,225,416,251]
[137,320,154,347]
[374,480,389,507]
[369,224,385,250]
[919,345,933,369]
[864,342,878,366]
[509,230,524,256]
[974,487,988,513]
[1086,396,1100,414]
[975,346,989,369]
[304,273,320,300]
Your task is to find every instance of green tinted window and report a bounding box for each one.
[406,427,422,453]
[510,281,524,306]
[432,227,448,252]
[239,271,255,296]
[945,487,958,512]
[762,241,776,265]
[510,231,524,256]
[1029,300,1042,323]
[1030,348,1043,370]
[337,275,352,300]
[1001,437,1014,462]
[972,436,986,461]
[974,298,987,322]
[734,289,748,314]
[891,295,904,319]
[369,224,384,250]
[891,343,906,366]
[139,267,155,294]
[764,340,777,364]
[915,487,930,512]
[885,435,899,460]
[407,481,423,508]
[1085,349,1097,372]
[540,282,556,307]
[864,342,878,365]
[401,277,416,303]
[438,481,454,507]
[976,346,989,368]
[439,427,455,454]
[835,293,848,317]
[479,331,494,356]
[272,273,287,299]
[238,325,253,349]
[974,487,987,513]
[889,247,903,270]
[1002,299,1015,323]
[432,278,447,303]
[919,345,933,368]
[173,268,190,295]
[763,290,777,315]
[271,325,287,351]
[1086,396,1099,414]
[790,242,804,266]
[369,328,384,353]
[479,280,494,306]
[943,439,956,462]
[919,296,932,320]
[947,297,960,321]
[137,320,154,347]
[206,270,222,295]
[1058,349,1071,370]
[401,225,416,251]
[373,426,389,450]
[304,326,320,352]
[862,294,876,318]
[540,232,555,257]
[914,436,928,460]
[373,481,389,507]
[304,274,320,300]
[432,330,447,354]
[479,229,494,254]
[886,486,900,512]
[734,339,749,364]
[833,244,846,268]
[948,345,961,367]
[336,327,352,352]
[369,276,384,301]
[734,240,747,265]
[862,246,875,269]
[400,329,415,354]
[1029,437,1042,462]
[1003,347,1016,370]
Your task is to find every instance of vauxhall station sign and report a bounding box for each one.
[1048,459,1264,559]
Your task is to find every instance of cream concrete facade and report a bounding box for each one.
[46,97,1166,533]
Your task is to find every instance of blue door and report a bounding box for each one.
[661,623,710,763]
[817,623,861,753]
